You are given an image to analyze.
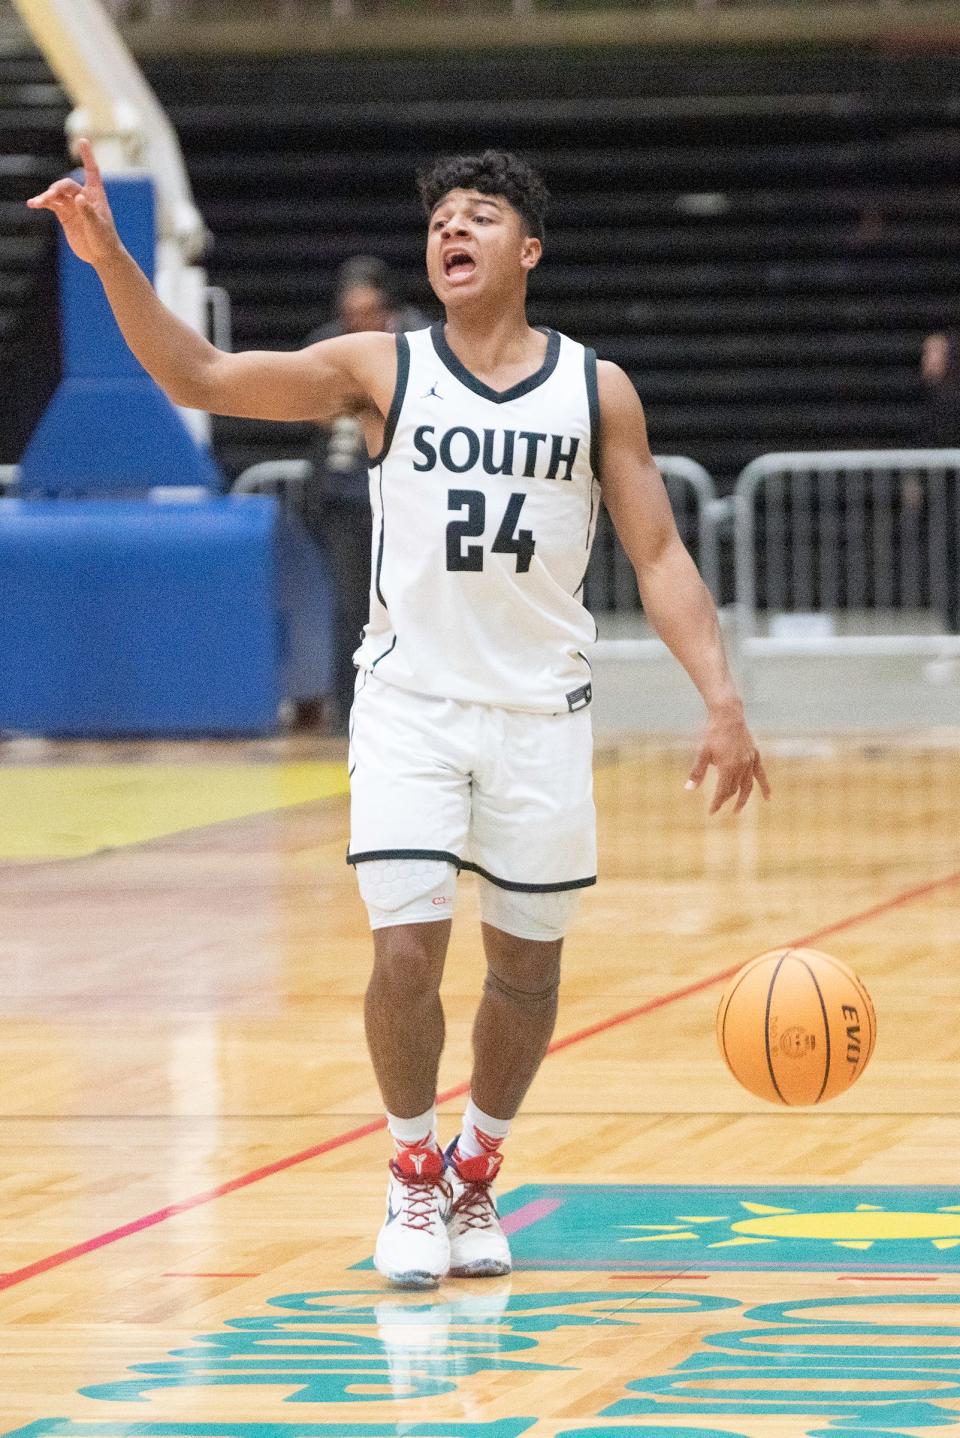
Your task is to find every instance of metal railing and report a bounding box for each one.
[233,459,311,496]
[734,450,960,656]
[235,454,722,609]
[7,448,957,663]
[205,285,233,353]
[584,455,722,614]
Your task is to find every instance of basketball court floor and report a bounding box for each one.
[1,729,959,1437]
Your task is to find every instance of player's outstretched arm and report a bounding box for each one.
[596,360,770,813]
[27,139,388,423]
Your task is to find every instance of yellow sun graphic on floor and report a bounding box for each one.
[620,1201,960,1251]
[497,1185,960,1272]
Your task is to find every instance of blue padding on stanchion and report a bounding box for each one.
[0,496,282,735]
[18,379,225,496]
[18,174,225,496]
[59,173,158,379]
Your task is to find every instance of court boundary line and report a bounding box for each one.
[1,863,957,1293]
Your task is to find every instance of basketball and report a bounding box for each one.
[716,948,876,1105]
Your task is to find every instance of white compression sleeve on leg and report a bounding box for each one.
[356,858,458,930]
[478,878,580,941]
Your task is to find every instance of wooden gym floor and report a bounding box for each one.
[1,729,959,1438]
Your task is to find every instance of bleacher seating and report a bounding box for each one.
[3,39,959,489]
[134,43,960,489]
[0,50,66,462]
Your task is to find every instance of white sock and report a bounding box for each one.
[386,1107,437,1152]
[456,1098,511,1160]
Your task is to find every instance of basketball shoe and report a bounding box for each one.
[444,1137,512,1278]
[374,1143,451,1289]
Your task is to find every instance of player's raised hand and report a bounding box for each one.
[686,701,771,815]
[26,139,121,267]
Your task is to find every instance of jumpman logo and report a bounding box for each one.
[423,381,445,400]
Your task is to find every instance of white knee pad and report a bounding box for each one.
[356,858,457,930]
[479,878,580,942]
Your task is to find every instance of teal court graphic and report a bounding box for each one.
[6,1189,960,1438]
[481,1184,960,1272]
[350,1183,960,1274]
[7,1284,960,1438]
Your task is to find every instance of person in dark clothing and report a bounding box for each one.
[921,332,960,445]
[919,331,960,634]
[299,259,426,732]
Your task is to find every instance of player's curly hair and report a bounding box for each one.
[417,150,549,243]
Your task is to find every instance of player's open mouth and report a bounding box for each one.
[443,250,476,282]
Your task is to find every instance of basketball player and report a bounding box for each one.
[30,144,770,1289]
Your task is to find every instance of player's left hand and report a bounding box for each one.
[686,701,771,814]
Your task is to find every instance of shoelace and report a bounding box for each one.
[393,1169,450,1233]
[450,1179,497,1231]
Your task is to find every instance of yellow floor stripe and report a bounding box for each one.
[0,762,349,860]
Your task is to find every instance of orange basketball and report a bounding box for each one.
[716,947,876,1105]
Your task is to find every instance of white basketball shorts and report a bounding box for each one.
[347,673,597,893]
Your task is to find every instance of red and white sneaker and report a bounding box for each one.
[444,1139,512,1278]
[374,1144,451,1290]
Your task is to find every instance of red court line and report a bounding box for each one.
[0,1115,389,1293]
[1,864,958,1295]
[547,865,960,1055]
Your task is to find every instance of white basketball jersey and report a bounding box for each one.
[354,323,602,713]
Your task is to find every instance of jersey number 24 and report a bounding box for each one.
[446,489,535,573]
